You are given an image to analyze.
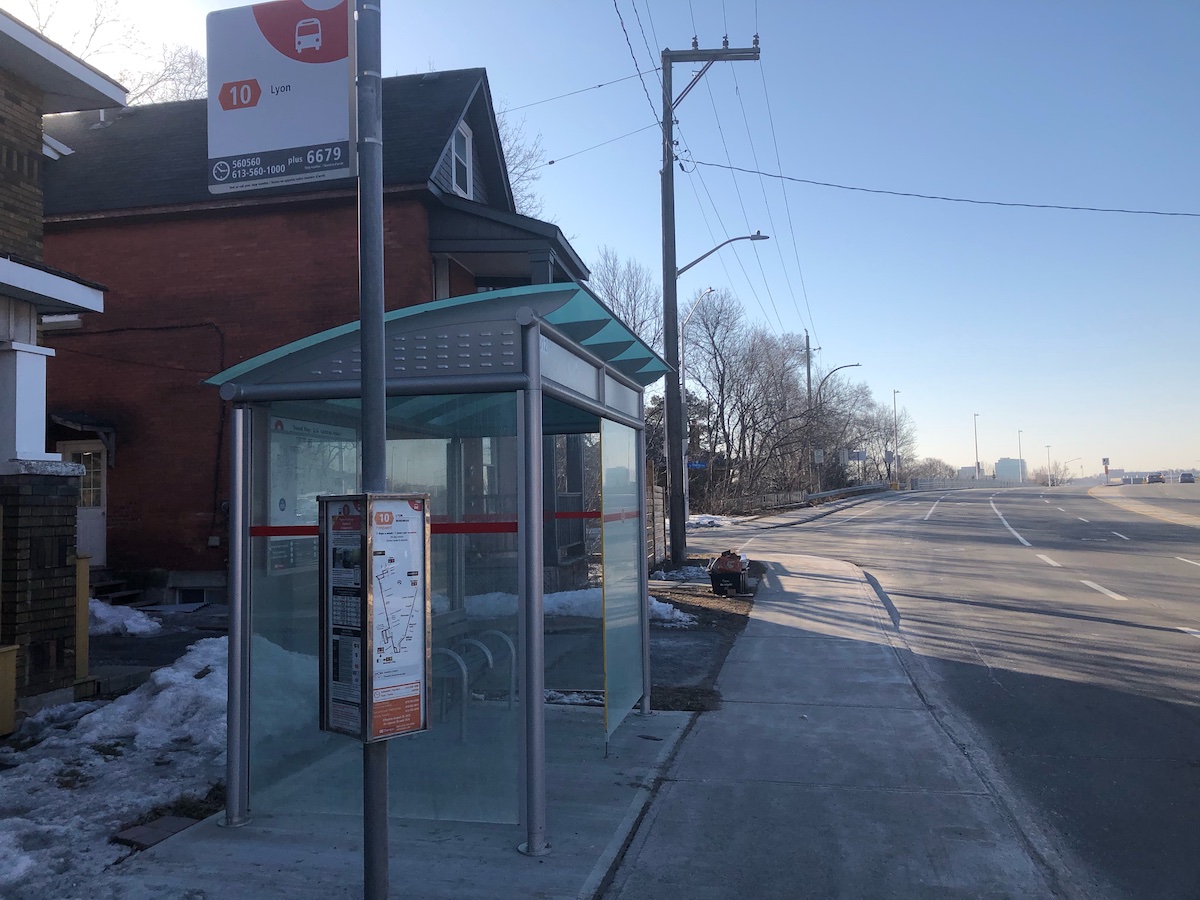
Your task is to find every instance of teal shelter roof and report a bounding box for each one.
[207,281,668,392]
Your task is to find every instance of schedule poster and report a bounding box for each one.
[319,494,430,742]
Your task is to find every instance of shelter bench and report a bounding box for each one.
[431,610,515,740]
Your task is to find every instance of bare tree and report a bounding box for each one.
[5,0,207,102]
[494,101,545,218]
[589,247,662,352]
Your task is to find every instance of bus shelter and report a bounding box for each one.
[208,282,667,852]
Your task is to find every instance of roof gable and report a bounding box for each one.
[43,68,513,215]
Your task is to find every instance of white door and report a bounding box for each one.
[59,440,106,567]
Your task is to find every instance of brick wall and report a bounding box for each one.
[0,474,81,698]
[0,68,44,260]
[42,195,438,574]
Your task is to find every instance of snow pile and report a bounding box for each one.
[88,598,162,636]
[648,596,697,627]
[544,690,603,706]
[686,514,742,529]
[650,565,711,582]
[0,639,227,900]
[465,587,694,626]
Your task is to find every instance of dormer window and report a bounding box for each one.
[452,122,473,199]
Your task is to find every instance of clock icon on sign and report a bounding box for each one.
[212,161,231,182]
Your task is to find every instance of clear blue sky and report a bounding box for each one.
[47,0,1200,473]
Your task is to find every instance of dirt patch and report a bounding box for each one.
[648,571,755,712]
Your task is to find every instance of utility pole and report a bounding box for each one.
[805,330,812,407]
[663,35,760,567]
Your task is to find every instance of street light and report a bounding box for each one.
[1065,457,1080,484]
[676,231,769,278]
[892,390,901,484]
[1046,445,1053,487]
[679,287,715,522]
[1017,430,1024,484]
[973,413,980,479]
[664,232,770,566]
[811,364,862,491]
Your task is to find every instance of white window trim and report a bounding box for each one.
[452,121,473,200]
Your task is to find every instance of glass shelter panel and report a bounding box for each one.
[600,418,644,739]
[248,395,521,824]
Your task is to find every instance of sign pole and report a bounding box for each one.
[355,1,388,897]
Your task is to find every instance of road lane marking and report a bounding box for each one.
[1081,580,1127,601]
[1037,554,1062,567]
[1176,557,1200,568]
[1112,532,1130,540]
[990,500,1031,547]
[1078,517,1090,523]
[1057,507,1066,512]
[924,497,945,521]
[1043,499,1051,503]
[1181,628,1200,641]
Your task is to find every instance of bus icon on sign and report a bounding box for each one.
[295,18,322,53]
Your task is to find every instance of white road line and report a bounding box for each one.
[1112,532,1130,541]
[1176,557,1200,568]
[1181,628,1200,641]
[1057,507,1066,512]
[1081,580,1127,601]
[990,500,1031,547]
[1043,499,1051,503]
[924,497,945,521]
[1037,554,1062,567]
[1078,517,1090,523]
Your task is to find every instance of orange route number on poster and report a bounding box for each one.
[219,79,262,111]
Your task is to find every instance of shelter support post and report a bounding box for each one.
[638,429,652,715]
[225,404,251,826]
[518,312,550,856]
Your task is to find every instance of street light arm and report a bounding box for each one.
[681,287,716,330]
[814,363,862,403]
[677,231,768,278]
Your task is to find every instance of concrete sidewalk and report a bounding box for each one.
[606,555,1057,899]
[90,554,1061,899]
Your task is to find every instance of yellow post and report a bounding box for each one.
[74,555,95,700]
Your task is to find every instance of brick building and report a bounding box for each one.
[40,67,588,602]
[0,8,125,708]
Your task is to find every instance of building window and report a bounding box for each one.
[452,122,473,199]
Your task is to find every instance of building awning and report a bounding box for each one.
[49,411,116,464]
[0,7,125,113]
[0,255,106,314]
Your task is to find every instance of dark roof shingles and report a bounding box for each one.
[44,68,487,215]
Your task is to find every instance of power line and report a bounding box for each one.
[755,58,820,347]
[612,0,661,124]
[542,122,658,167]
[506,69,663,113]
[693,161,1200,217]
[726,64,804,334]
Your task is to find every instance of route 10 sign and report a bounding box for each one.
[206,0,356,194]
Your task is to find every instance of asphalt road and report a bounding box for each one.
[695,484,1200,900]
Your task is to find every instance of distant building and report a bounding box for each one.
[958,466,977,479]
[994,457,1027,481]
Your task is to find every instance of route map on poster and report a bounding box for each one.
[368,498,428,738]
